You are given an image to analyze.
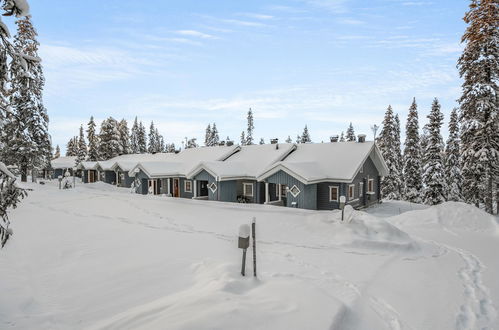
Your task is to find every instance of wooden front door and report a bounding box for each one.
[89,170,95,183]
[173,178,180,197]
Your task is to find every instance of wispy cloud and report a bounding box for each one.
[175,30,219,39]
[221,18,269,27]
[237,13,274,20]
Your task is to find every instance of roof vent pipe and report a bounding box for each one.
[270,138,279,144]
[358,134,366,143]
[330,135,339,142]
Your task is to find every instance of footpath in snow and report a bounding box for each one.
[0,181,498,330]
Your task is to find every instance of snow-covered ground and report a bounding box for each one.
[1,180,498,330]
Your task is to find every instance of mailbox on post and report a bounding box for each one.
[238,224,251,276]
[339,195,346,221]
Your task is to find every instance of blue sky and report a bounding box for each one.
[24,0,467,151]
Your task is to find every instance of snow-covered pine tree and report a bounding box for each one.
[285,136,292,143]
[445,108,463,201]
[246,108,254,145]
[346,123,356,142]
[377,105,401,200]
[148,121,158,153]
[158,134,165,152]
[130,117,139,154]
[394,114,403,197]
[98,117,121,160]
[402,98,423,203]
[422,98,447,205]
[259,138,264,144]
[76,125,87,166]
[65,137,76,156]
[240,131,246,146]
[54,145,60,159]
[0,163,26,248]
[296,135,301,144]
[154,128,163,152]
[166,143,175,153]
[186,138,198,148]
[118,119,131,155]
[211,123,219,146]
[458,0,499,212]
[137,121,147,153]
[339,132,345,142]
[301,125,311,143]
[205,124,212,146]
[86,116,99,161]
[2,15,49,182]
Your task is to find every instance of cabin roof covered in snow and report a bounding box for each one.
[257,141,388,184]
[128,146,239,178]
[187,143,296,180]
[51,156,77,169]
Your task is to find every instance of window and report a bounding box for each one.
[243,183,253,197]
[329,186,339,202]
[289,185,301,197]
[208,182,217,193]
[368,178,374,193]
[275,184,287,197]
[349,184,355,199]
[359,182,364,197]
[184,180,192,193]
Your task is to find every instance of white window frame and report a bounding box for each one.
[184,180,192,193]
[208,182,217,193]
[243,182,254,197]
[275,184,287,197]
[368,178,374,193]
[359,182,364,197]
[289,185,301,198]
[348,184,355,199]
[329,186,339,202]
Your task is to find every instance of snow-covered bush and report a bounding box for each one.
[0,162,26,248]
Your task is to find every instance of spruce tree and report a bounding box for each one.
[402,98,422,202]
[301,125,311,143]
[240,131,246,146]
[423,98,447,205]
[458,0,499,212]
[138,121,147,153]
[2,15,49,182]
[76,125,87,166]
[394,114,403,197]
[54,145,60,159]
[259,138,265,145]
[158,134,165,152]
[130,117,140,154]
[377,105,401,200]
[118,119,131,155]
[211,123,219,146]
[86,116,99,161]
[98,117,121,160]
[339,132,345,142]
[445,108,463,201]
[285,136,292,143]
[148,121,158,153]
[66,137,78,156]
[0,164,26,248]
[246,108,254,145]
[205,124,212,146]
[186,138,198,148]
[346,123,356,142]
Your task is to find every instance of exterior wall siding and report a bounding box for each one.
[265,170,317,210]
[179,178,194,199]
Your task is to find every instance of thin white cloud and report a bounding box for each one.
[238,13,274,20]
[175,30,218,39]
[221,19,268,27]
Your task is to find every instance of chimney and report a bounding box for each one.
[358,134,366,143]
[226,140,234,146]
[330,135,339,142]
[270,138,279,144]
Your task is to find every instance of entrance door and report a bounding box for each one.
[199,181,208,196]
[173,178,180,197]
[89,170,95,183]
[148,180,157,195]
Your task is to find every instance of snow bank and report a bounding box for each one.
[89,260,341,330]
[388,202,499,235]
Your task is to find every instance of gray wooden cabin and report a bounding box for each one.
[256,137,388,210]
[50,156,77,179]
[187,143,297,204]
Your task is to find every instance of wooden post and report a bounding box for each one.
[167,178,171,196]
[194,180,197,198]
[241,249,247,276]
[252,217,256,277]
[278,184,282,202]
[265,182,269,203]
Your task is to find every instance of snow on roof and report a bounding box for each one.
[257,141,388,184]
[51,156,77,169]
[129,146,239,178]
[77,161,98,170]
[187,143,296,180]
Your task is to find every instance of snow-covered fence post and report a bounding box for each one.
[58,175,62,189]
[340,196,346,221]
[238,224,250,276]
[252,217,257,278]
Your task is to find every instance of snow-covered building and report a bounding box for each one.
[78,161,98,183]
[186,143,296,203]
[50,156,77,179]
[129,146,239,196]
[257,138,388,210]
